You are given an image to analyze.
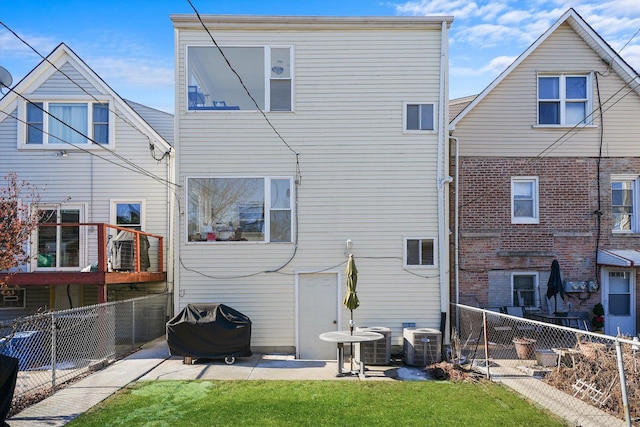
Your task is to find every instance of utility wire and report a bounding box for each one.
[0,21,173,173]
[185,1,300,159]
[460,76,640,209]
[3,85,177,187]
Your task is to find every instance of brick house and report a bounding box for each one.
[449,9,640,336]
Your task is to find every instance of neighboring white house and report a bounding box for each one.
[0,43,174,321]
[172,15,453,357]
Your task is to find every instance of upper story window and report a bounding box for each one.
[404,237,436,268]
[404,103,435,131]
[612,178,636,232]
[538,74,590,126]
[511,177,539,224]
[113,201,143,231]
[187,177,292,243]
[20,100,111,148]
[187,46,292,112]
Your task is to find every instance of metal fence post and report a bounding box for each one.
[614,339,632,426]
[482,311,490,379]
[51,312,57,391]
[131,300,136,350]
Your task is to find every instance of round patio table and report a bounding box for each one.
[319,330,384,378]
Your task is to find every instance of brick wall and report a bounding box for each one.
[452,156,640,325]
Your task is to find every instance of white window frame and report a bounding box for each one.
[110,199,145,231]
[403,236,437,268]
[403,102,436,132]
[536,73,592,127]
[32,203,87,271]
[186,176,294,243]
[511,177,539,224]
[0,288,26,309]
[511,272,539,309]
[186,45,294,112]
[17,96,114,149]
[611,175,639,233]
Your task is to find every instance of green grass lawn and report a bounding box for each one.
[68,380,566,426]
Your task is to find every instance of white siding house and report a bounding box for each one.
[172,15,453,357]
[0,43,174,320]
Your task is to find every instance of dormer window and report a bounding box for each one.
[19,100,112,148]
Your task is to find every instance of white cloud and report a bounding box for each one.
[395,0,480,19]
[87,57,174,88]
[456,23,525,48]
[451,54,517,77]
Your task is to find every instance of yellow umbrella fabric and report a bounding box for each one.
[343,254,360,311]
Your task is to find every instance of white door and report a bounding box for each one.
[297,272,339,360]
[602,269,636,336]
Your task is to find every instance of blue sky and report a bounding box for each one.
[2,0,640,113]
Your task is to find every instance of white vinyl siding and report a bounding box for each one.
[454,23,640,157]
[174,16,448,349]
[0,50,172,277]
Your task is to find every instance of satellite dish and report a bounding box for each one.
[0,66,13,88]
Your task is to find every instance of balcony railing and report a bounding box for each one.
[0,223,166,303]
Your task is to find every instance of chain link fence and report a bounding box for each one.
[0,293,169,410]
[452,304,639,426]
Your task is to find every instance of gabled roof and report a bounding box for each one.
[450,8,640,129]
[0,43,172,152]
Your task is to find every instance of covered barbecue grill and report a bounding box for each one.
[166,303,252,364]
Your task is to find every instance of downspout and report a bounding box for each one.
[450,134,459,333]
[166,147,175,313]
[437,19,450,343]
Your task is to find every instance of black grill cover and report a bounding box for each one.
[167,304,252,358]
[0,355,18,426]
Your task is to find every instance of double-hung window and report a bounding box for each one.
[21,100,111,147]
[511,177,539,224]
[538,74,590,125]
[404,103,435,131]
[187,46,292,112]
[612,177,637,232]
[404,237,436,268]
[187,177,293,243]
[512,273,538,308]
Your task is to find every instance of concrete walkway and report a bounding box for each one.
[7,338,424,426]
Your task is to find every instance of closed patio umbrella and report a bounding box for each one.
[343,254,359,371]
[546,259,565,313]
[343,254,360,334]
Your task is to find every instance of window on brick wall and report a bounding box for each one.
[512,273,538,308]
[612,177,637,232]
[511,177,539,224]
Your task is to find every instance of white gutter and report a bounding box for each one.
[451,136,459,307]
[437,20,450,329]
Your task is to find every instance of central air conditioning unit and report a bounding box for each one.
[403,327,442,366]
[354,326,391,365]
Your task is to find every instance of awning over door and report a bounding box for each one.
[597,249,640,267]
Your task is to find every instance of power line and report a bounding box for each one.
[0,20,174,182]
[3,85,178,188]
[459,75,640,209]
[185,1,301,163]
